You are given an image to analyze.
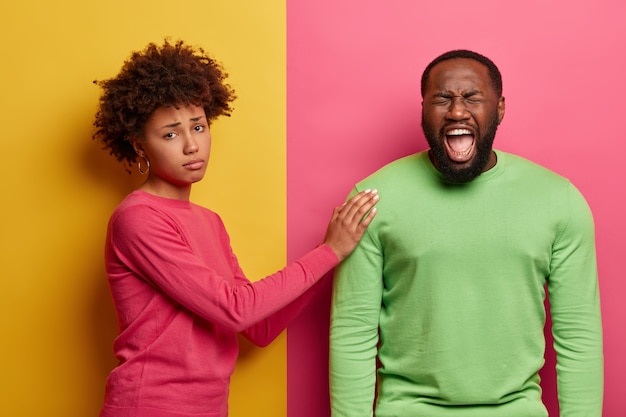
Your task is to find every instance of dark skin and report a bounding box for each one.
[128,104,379,262]
[421,58,506,183]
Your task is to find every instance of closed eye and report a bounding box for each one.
[431,95,452,105]
[463,90,484,104]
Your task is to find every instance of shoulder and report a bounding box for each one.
[497,151,592,219]
[109,192,222,234]
[499,151,567,182]
[110,192,158,225]
[371,152,424,175]
[357,152,427,188]
[497,151,576,193]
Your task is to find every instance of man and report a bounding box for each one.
[329,50,603,417]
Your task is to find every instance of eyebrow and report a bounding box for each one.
[462,90,482,97]
[159,115,206,129]
[433,89,482,98]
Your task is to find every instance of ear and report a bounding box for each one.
[497,96,506,125]
[129,136,146,158]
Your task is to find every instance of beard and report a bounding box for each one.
[422,113,500,184]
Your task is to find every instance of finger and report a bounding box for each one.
[341,190,379,224]
[329,205,341,223]
[358,207,377,229]
[335,190,369,216]
[340,189,376,215]
[355,196,379,226]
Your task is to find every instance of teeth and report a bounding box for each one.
[447,128,472,136]
[452,148,472,157]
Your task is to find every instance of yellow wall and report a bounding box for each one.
[0,1,286,416]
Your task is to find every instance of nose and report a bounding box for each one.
[446,97,470,121]
[183,134,199,154]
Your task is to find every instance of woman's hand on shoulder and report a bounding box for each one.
[322,189,379,261]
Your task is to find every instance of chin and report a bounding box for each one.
[439,155,487,183]
[443,169,482,184]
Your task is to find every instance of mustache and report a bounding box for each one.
[438,123,478,137]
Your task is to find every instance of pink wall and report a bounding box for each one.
[287,1,626,416]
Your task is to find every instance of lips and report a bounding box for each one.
[184,159,204,170]
[444,127,475,162]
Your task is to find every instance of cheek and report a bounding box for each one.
[424,106,447,119]
[203,141,212,158]
[146,152,176,173]
[476,107,499,126]
[422,110,444,130]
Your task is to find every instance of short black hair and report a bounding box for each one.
[420,49,503,98]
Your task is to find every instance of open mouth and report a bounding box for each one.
[444,128,475,162]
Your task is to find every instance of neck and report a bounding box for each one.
[138,179,192,201]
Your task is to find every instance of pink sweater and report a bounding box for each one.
[99,191,338,417]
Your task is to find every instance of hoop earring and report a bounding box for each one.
[138,156,150,175]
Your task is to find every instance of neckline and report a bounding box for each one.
[421,149,505,184]
[130,189,193,209]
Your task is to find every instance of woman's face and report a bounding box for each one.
[133,104,211,199]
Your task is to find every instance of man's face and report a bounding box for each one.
[421,58,505,183]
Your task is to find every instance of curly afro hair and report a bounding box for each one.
[93,39,236,166]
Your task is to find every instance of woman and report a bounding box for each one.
[92,40,378,417]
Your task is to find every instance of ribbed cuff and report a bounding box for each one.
[297,244,340,279]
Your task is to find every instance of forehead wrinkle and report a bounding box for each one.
[158,115,205,130]
[430,87,483,100]
[159,121,181,129]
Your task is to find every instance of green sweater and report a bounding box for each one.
[330,150,603,417]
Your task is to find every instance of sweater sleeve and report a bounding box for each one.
[240,246,335,347]
[329,190,382,417]
[547,183,603,417]
[107,204,339,334]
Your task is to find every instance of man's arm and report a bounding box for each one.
[330,212,383,417]
[548,183,603,416]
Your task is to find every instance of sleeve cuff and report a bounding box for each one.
[297,244,340,279]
